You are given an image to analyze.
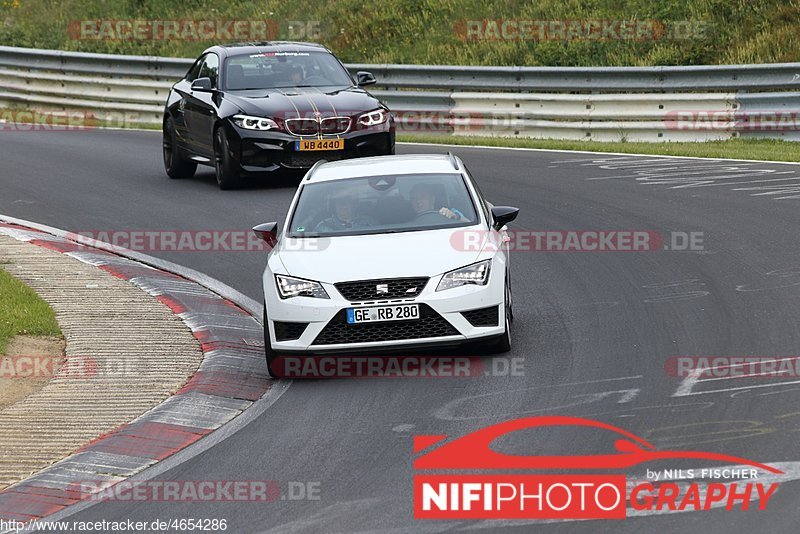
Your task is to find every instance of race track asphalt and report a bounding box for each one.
[2,129,800,533]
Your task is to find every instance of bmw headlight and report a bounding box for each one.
[275,274,329,299]
[436,260,491,292]
[357,109,389,127]
[233,114,279,131]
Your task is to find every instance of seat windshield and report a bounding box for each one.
[224,51,354,90]
[288,173,480,238]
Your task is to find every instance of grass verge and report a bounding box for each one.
[397,134,800,162]
[2,0,800,66]
[0,265,61,355]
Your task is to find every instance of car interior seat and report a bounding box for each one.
[226,64,247,90]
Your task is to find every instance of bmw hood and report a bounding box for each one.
[274,228,488,283]
[225,86,383,118]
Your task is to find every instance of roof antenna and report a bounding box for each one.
[447,151,459,170]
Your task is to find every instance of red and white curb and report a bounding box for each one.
[0,220,270,525]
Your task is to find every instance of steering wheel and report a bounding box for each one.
[301,75,329,85]
[413,210,450,224]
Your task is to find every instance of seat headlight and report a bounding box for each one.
[233,114,279,131]
[275,274,329,299]
[357,109,389,127]
[436,260,491,292]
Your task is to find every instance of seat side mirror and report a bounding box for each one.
[491,206,519,230]
[253,222,278,249]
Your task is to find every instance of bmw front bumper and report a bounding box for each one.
[225,121,395,172]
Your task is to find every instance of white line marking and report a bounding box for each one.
[555,155,800,200]
[685,357,800,384]
[758,387,800,397]
[673,357,800,396]
[401,144,800,166]
[435,377,642,421]
[675,377,800,396]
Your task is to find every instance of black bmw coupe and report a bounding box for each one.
[162,42,395,189]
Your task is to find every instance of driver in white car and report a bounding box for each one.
[409,183,469,222]
[313,190,377,232]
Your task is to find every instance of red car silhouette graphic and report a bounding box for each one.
[414,416,782,473]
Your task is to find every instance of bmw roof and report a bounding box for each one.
[205,42,331,57]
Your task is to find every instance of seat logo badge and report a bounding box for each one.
[376,284,389,294]
[406,287,417,293]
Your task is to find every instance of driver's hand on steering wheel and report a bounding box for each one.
[439,207,462,220]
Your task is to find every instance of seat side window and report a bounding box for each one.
[463,166,491,225]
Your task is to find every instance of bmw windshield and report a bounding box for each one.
[288,174,480,238]
[224,51,354,90]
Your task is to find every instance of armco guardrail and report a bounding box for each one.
[1,46,800,142]
[347,63,800,92]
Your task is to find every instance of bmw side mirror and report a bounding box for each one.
[356,71,377,86]
[491,206,519,230]
[253,222,278,248]
[191,77,213,92]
